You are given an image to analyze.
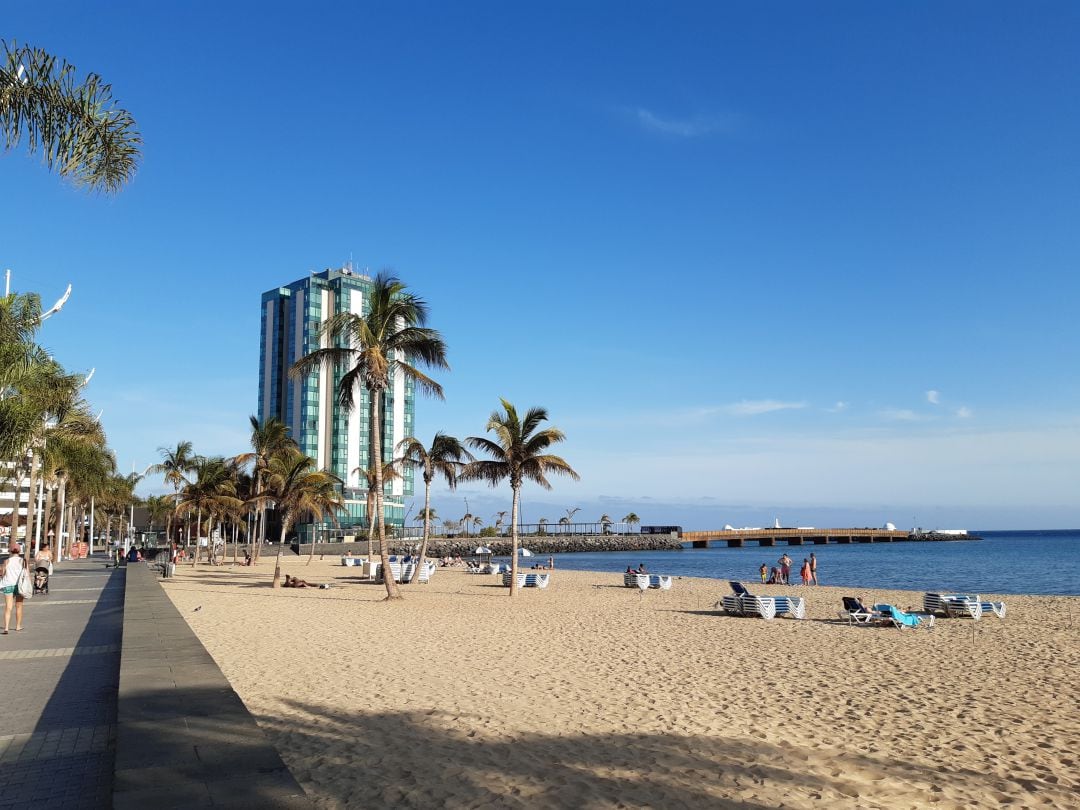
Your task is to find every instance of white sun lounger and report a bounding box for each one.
[980,600,1006,618]
[623,573,673,590]
[624,573,650,589]
[648,575,673,590]
[738,595,778,620]
[770,595,806,619]
[718,595,744,615]
[502,572,550,588]
[924,592,986,619]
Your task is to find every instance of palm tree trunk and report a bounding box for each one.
[11,469,24,547]
[272,514,290,588]
[42,483,56,552]
[232,522,238,566]
[55,479,67,558]
[306,523,317,566]
[409,478,433,584]
[509,483,521,596]
[192,505,202,567]
[22,448,39,564]
[253,470,264,562]
[371,388,399,599]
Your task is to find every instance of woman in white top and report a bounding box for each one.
[1,542,26,633]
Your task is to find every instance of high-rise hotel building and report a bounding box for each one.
[258,267,415,535]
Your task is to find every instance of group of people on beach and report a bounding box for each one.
[760,553,819,585]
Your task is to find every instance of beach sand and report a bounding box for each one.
[162,556,1080,809]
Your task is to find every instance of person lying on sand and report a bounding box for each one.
[283,575,332,589]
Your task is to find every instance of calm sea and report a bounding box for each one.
[539,530,1080,596]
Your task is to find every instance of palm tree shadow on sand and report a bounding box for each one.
[255,700,1045,808]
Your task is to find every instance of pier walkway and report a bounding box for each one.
[682,528,912,548]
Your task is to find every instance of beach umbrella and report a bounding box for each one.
[518,548,533,557]
[474,546,492,554]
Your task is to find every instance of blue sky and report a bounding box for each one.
[5,2,1079,529]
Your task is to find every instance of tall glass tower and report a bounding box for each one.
[258,266,415,536]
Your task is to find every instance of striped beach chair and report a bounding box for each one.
[624,572,650,589]
[648,575,673,590]
[924,593,985,619]
[738,595,778,620]
[718,595,744,615]
[980,600,1006,619]
[502,572,550,589]
[771,595,806,619]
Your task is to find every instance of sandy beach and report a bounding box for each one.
[161,556,1080,809]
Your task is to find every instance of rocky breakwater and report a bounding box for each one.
[388,534,684,558]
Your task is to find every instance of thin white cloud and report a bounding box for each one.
[726,399,807,417]
[631,107,736,138]
[955,406,973,419]
[880,408,925,422]
[926,390,941,405]
[826,401,849,413]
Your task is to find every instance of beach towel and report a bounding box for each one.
[877,604,921,628]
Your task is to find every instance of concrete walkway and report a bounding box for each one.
[114,563,310,809]
[0,556,123,810]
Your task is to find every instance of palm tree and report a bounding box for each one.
[258,448,343,587]
[290,272,448,600]
[148,441,196,546]
[233,417,296,562]
[175,457,239,567]
[460,510,474,539]
[144,494,172,538]
[397,433,470,583]
[464,399,579,596]
[564,506,580,534]
[622,512,640,534]
[537,517,548,536]
[8,361,100,563]
[473,516,483,534]
[1,40,140,192]
[599,514,613,534]
[493,510,508,535]
[441,519,456,537]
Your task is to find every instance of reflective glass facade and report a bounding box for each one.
[258,267,415,534]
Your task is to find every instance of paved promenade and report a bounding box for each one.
[0,556,123,810]
[114,562,310,809]
[0,557,310,809]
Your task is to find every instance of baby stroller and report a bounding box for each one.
[33,566,50,595]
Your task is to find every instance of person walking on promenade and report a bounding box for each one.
[778,553,792,585]
[810,553,819,585]
[800,558,812,585]
[1,542,27,634]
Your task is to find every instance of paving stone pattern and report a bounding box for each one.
[0,559,123,810]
